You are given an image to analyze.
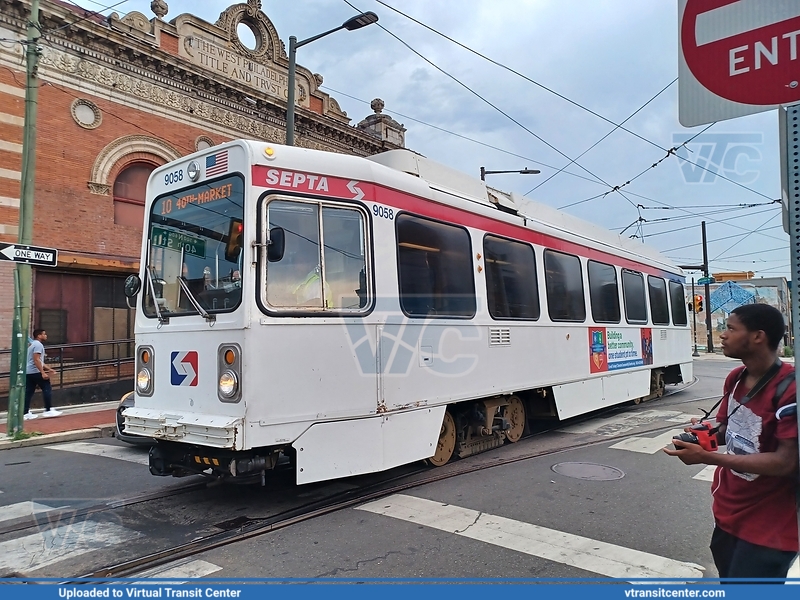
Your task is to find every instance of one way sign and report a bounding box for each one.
[0,243,58,267]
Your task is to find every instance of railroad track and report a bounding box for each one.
[74,379,705,580]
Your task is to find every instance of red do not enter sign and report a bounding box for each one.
[681,0,800,106]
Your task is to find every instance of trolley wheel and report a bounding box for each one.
[652,371,666,398]
[503,395,526,443]
[427,410,456,467]
[633,396,644,405]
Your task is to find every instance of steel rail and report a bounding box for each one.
[77,381,699,580]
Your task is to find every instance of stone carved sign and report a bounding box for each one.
[178,15,309,106]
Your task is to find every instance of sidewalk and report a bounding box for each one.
[0,401,118,451]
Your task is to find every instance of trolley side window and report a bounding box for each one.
[622,269,648,324]
[396,214,475,318]
[648,276,670,326]
[669,280,688,326]
[264,199,369,312]
[544,250,585,322]
[483,235,540,320]
[587,260,620,324]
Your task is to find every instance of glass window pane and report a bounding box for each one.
[266,201,322,308]
[397,214,475,317]
[146,175,244,317]
[622,270,648,323]
[322,207,367,310]
[648,276,670,325]
[484,235,539,320]
[587,261,620,323]
[544,250,585,322]
[669,281,688,326]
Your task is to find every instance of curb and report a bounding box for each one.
[0,424,116,451]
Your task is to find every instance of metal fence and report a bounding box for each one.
[0,339,135,395]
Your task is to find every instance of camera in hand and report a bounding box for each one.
[672,421,718,452]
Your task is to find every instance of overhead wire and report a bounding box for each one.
[528,78,677,194]
[373,0,674,155]
[370,0,781,214]
[322,85,607,188]
[367,0,783,247]
[342,0,616,193]
[664,224,785,253]
[711,211,783,261]
[43,0,130,36]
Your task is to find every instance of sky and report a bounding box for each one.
[78,0,792,281]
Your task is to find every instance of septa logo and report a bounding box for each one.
[171,351,198,386]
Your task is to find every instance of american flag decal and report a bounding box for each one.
[205,150,228,177]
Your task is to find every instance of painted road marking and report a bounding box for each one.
[558,410,686,436]
[135,559,222,583]
[0,520,139,573]
[692,466,717,482]
[357,494,704,580]
[609,429,687,454]
[0,501,58,525]
[46,442,150,465]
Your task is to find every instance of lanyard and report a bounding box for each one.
[700,360,783,427]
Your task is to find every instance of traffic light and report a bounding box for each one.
[225,218,243,262]
[694,295,704,313]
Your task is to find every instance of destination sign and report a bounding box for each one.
[151,226,206,258]
[0,243,58,267]
[159,182,234,216]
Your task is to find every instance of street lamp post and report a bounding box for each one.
[480,167,540,181]
[286,11,378,146]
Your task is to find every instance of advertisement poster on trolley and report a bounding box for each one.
[589,328,653,373]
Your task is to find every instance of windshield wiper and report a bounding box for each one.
[177,276,215,322]
[144,264,168,325]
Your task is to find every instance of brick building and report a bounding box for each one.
[0,0,405,362]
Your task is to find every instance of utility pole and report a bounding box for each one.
[691,277,699,357]
[701,221,713,353]
[7,0,41,436]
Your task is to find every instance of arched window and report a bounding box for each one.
[113,162,155,227]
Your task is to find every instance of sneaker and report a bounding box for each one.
[23,412,37,420]
[41,409,63,418]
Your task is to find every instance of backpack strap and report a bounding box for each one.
[772,367,795,413]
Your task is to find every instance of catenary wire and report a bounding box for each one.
[372,0,675,155]
[322,85,607,188]
[44,0,130,36]
[528,79,677,194]
[368,0,778,206]
[711,212,782,261]
[342,0,616,193]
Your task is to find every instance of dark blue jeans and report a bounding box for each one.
[25,373,52,413]
[711,526,798,582]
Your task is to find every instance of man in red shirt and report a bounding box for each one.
[665,304,798,580]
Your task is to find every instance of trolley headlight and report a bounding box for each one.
[137,368,152,392]
[217,344,241,402]
[218,370,238,397]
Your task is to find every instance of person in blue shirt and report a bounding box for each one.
[25,329,61,419]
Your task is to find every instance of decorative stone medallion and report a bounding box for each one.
[195,135,215,151]
[71,98,102,129]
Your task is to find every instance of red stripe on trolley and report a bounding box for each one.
[252,165,680,280]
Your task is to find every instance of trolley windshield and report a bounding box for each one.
[143,175,244,317]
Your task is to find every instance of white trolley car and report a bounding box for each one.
[123,140,693,484]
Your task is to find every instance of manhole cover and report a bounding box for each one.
[551,462,625,481]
